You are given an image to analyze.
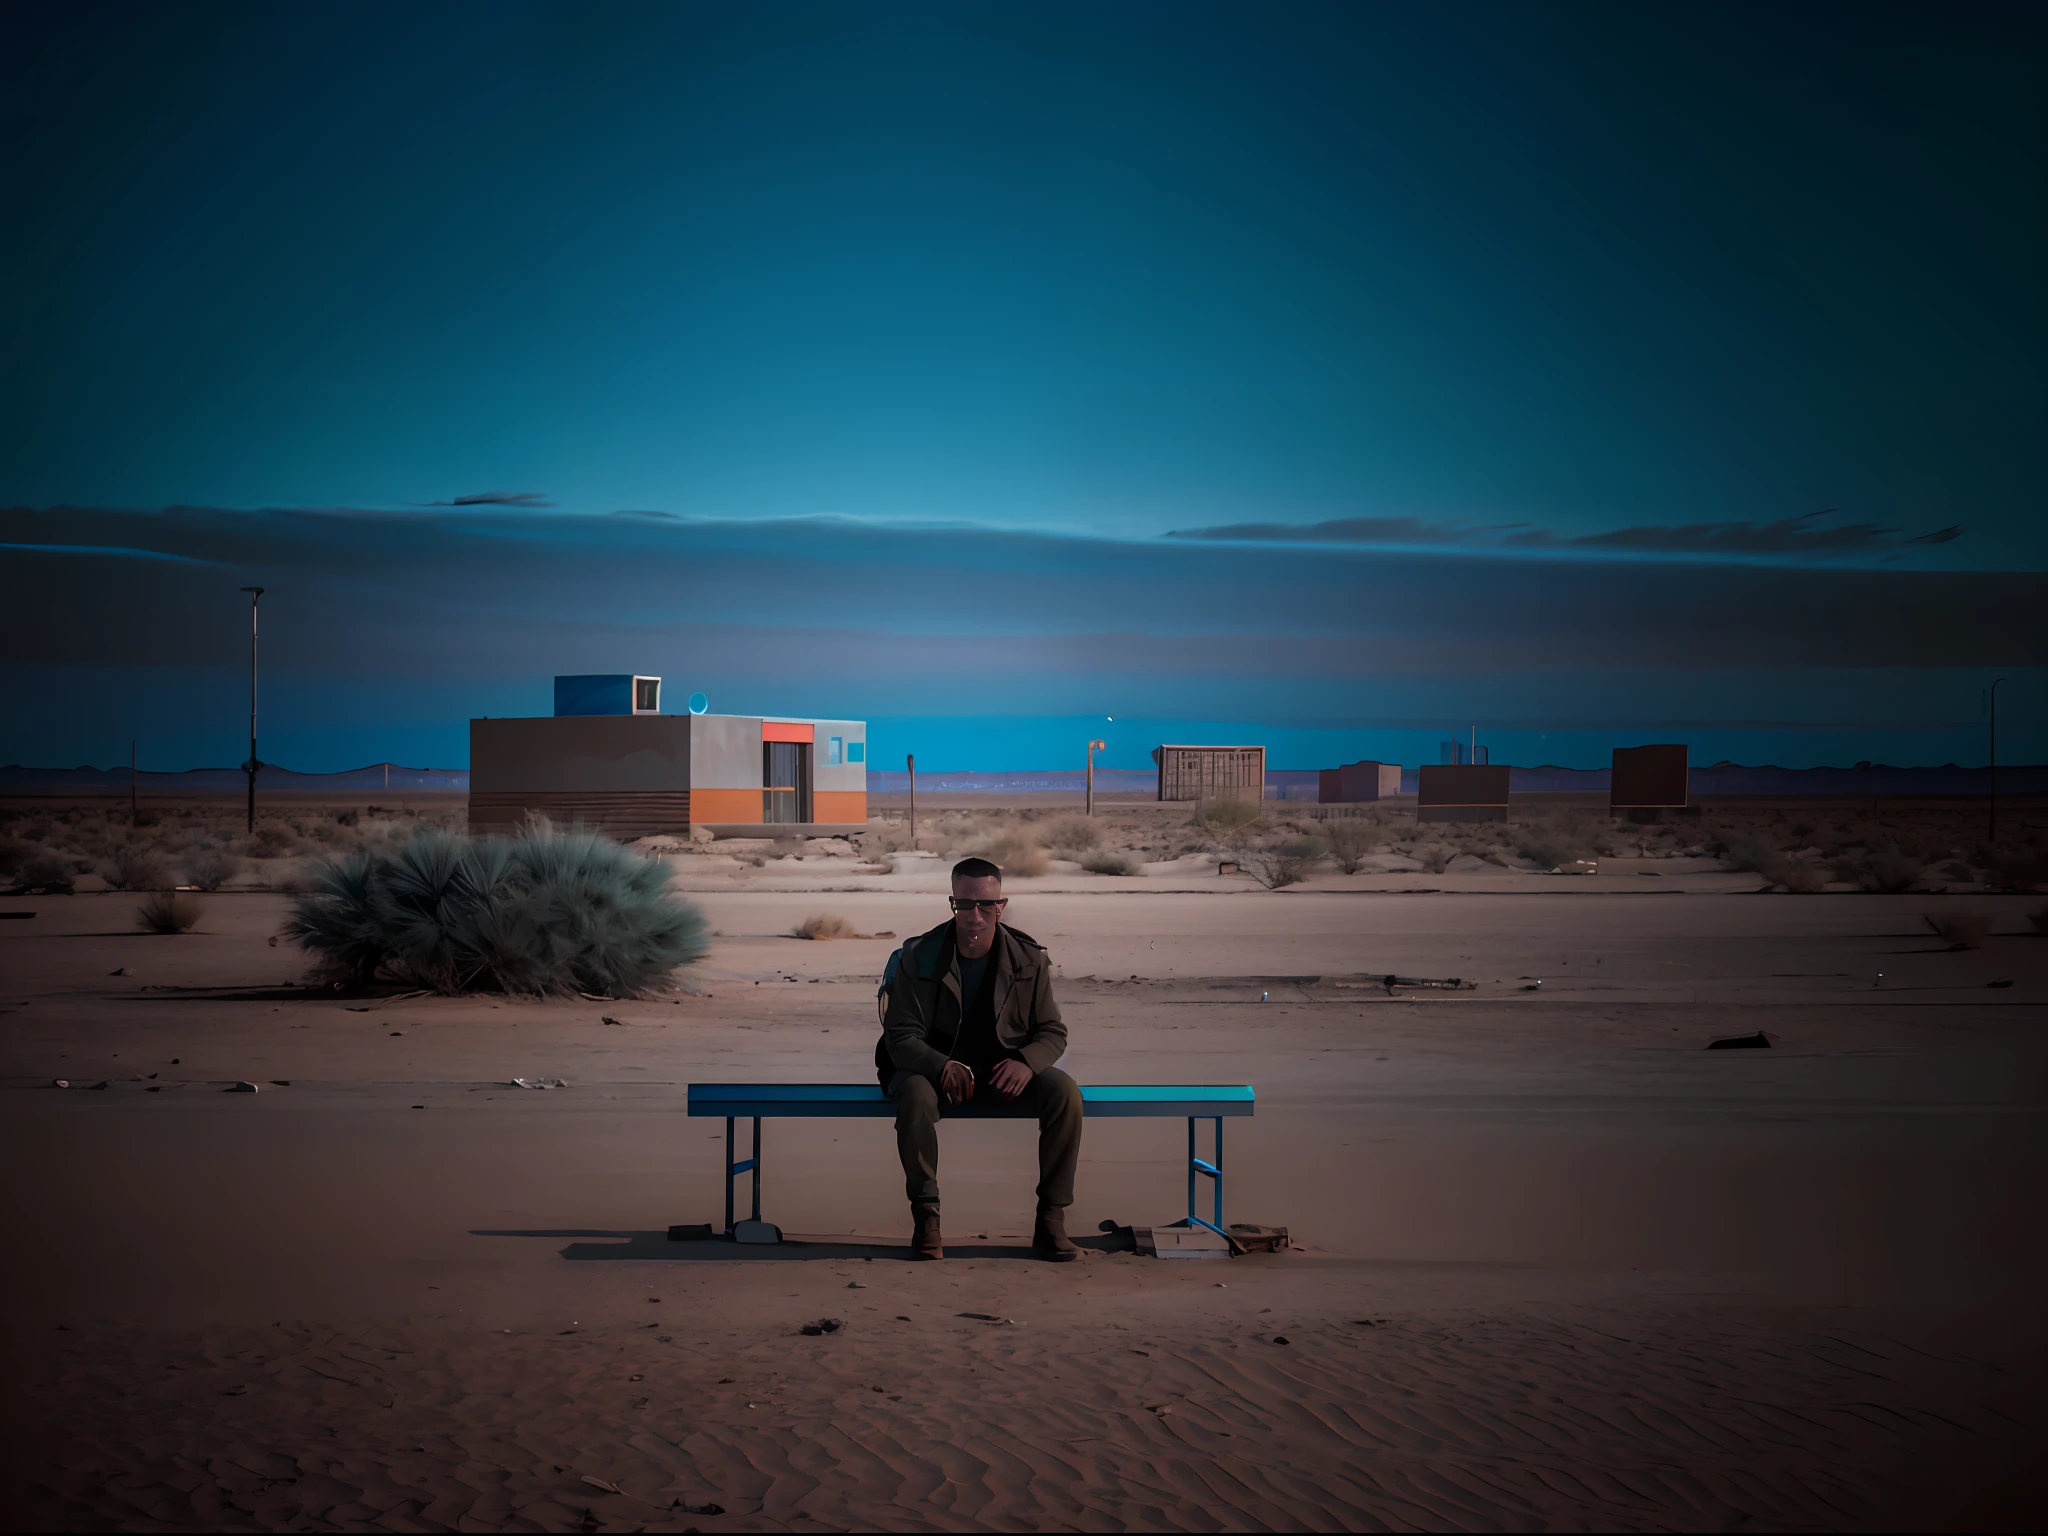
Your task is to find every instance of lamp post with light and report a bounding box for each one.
[240,587,264,833]
[1086,739,1107,816]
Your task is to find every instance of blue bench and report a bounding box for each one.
[686,1082,1256,1245]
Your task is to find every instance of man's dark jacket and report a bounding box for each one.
[874,919,1067,1086]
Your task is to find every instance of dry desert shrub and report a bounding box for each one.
[1321,818,1382,874]
[952,819,1050,878]
[1764,854,1829,893]
[1242,836,1324,890]
[1081,850,1141,876]
[793,912,857,940]
[1924,909,1990,949]
[1858,845,1925,893]
[1190,796,1262,838]
[1720,832,1781,875]
[1038,814,1102,853]
[1410,843,1454,874]
[12,850,76,893]
[284,823,707,996]
[187,849,242,891]
[105,847,175,891]
[1980,845,2048,893]
[136,891,205,934]
[862,819,917,855]
[249,825,297,858]
[0,836,33,879]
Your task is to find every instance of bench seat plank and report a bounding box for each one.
[687,1082,1254,1119]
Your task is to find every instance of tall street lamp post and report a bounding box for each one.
[1086,739,1106,816]
[240,587,265,833]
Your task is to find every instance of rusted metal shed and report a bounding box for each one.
[1154,744,1266,802]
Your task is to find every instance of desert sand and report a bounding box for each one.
[4,825,2046,1531]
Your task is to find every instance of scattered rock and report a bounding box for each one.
[109,967,128,976]
[1707,1032,1772,1050]
[799,1317,845,1336]
[673,1501,724,1516]
[226,1081,259,1092]
[51,1079,69,1089]
[580,1476,625,1495]
[601,1016,624,1026]
[1272,1335,1290,1345]
[847,1281,866,1288]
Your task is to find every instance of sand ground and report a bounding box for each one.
[3,864,2045,1531]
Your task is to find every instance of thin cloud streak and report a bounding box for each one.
[1166,509,1967,562]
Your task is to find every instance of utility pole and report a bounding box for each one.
[907,753,917,848]
[1086,738,1106,815]
[240,587,265,832]
[1989,677,2008,842]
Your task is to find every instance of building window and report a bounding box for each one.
[828,736,843,765]
[847,741,864,763]
[633,677,660,712]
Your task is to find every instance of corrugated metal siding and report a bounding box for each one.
[468,791,691,838]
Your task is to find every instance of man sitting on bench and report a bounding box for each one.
[876,856,1082,1262]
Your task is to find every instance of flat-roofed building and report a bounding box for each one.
[1318,759,1403,802]
[1610,744,1689,820]
[470,676,866,838]
[1416,763,1510,823]
[1154,744,1266,802]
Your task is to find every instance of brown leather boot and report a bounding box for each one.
[911,1203,943,1260]
[1033,1205,1080,1262]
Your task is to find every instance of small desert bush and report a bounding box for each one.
[1858,845,1924,894]
[283,823,708,996]
[1243,837,1324,890]
[962,824,1051,879]
[1323,818,1382,874]
[188,849,242,892]
[1721,832,1780,875]
[105,847,175,891]
[0,836,33,878]
[1190,796,1262,838]
[1924,909,1990,949]
[1516,832,1579,871]
[1764,854,1828,893]
[1411,843,1454,874]
[249,824,296,858]
[12,850,76,893]
[136,891,204,934]
[1039,814,1103,853]
[1980,845,2048,893]
[1081,850,1141,876]
[793,911,856,940]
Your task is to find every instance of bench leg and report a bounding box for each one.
[1186,1116,1229,1243]
[724,1116,764,1236]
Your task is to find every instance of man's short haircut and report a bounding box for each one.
[951,856,1003,885]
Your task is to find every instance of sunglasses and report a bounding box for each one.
[948,897,1008,914]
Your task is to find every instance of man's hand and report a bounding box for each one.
[988,1059,1033,1100]
[939,1061,975,1104]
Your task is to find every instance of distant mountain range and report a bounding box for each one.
[4,761,2040,797]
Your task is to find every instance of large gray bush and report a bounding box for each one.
[283,823,708,996]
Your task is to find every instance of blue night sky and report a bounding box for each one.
[3,1,2043,773]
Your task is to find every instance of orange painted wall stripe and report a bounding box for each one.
[812,791,867,823]
[761,721,814,743]
[689,788,763,823]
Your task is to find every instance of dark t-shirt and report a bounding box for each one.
[951,946,1001,1080]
